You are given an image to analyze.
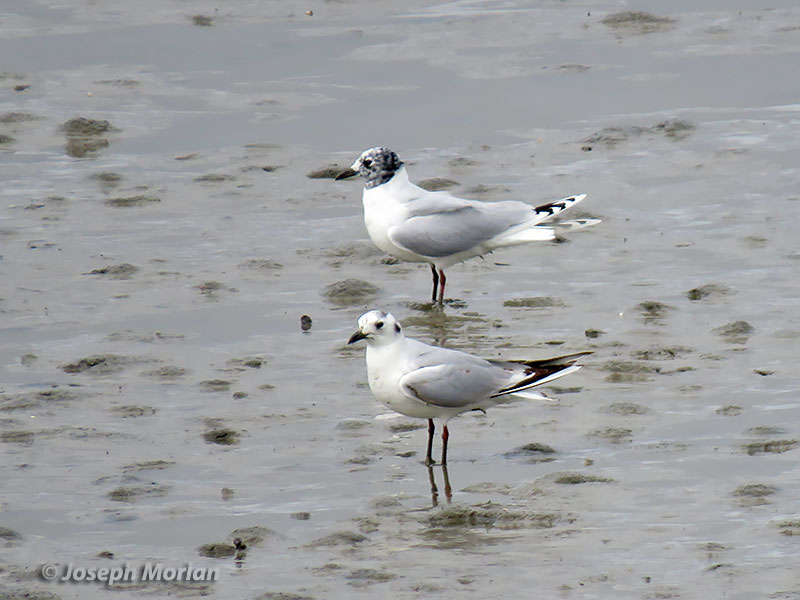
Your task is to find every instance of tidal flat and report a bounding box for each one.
[1,2,799,599]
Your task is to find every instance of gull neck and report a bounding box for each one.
[365,165,407,190]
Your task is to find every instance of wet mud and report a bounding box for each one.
[1,1,799,599]
[601,11,678,36]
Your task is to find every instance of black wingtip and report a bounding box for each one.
[509,351,592,368]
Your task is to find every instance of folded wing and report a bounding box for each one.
[388,193,586,259]
[399,362,507,408]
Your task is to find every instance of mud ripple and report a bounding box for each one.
[61,117,113,136]
[194,173,236,183]
[203,428,240,446]
[123,460,175,472]
[307,165,344,179]
[418,177,459,191]
[0,387,79,412]
[238,258,284,271]
[635,300,675,325]
[227,356,265,369]
[713,320,754,343]
[321,279,381,306]
[142,366,189,380]
[686,283,734,301]
[194,280,238,298]
[549,471,615,485]
[108,482,172,503]
[586,427,634,444]
[426,502,570,530]
[503,296,566,309]
[0,111,43,124]
[198,379,233,393]
[0,526,23,546]
[601,360,656,383]
[61,116,116,158]
[1,431,34,445]
[88,171,123,189]
[631,346,693,360]
[776,519,800,537]
[111,405,157,418]
[742,439,798,456]
[503,442,557,463]
[191,14,214,26]
[320,242,384,267]
[731,483,778,506]
[601,11,677,35]
[600,402,654,416]
[62,354,155,375]
[307,531,367,548]
[346,567,396,587]
[87,263,139,279]
[104,195,160,208]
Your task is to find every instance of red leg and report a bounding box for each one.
[426,418,435,465]
[441,424,449,465]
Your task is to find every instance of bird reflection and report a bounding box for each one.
[427,464,452,506]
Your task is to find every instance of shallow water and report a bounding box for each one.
[1,1,799,599]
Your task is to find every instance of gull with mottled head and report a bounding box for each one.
[337,147,595,304]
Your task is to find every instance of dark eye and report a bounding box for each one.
[363,158,373,168]
[375,321,383,329]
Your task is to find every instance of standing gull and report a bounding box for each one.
[336,147,592,304]
[348,310,589,465]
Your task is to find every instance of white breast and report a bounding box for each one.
[366,341,434,418]
[365,342,406,404]
[361,170,429,264]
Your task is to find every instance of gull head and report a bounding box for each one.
[348,309,403,346]
[335,147,404,189]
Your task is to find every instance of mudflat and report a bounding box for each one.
[1,2,799,599]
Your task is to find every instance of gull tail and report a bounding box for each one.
[553,218,602,232]
[498,226,556,244]
[490,351,591,399]
[509,390,556,402]
[494,194,589,247]
[532,194,587,220]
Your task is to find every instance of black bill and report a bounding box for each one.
[347,330,367,344]
[335,167,358,181]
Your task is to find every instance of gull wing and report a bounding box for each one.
[388,202,533,258]
[387,193,586,259]
[398,362,504,408]
[397,343,591,407]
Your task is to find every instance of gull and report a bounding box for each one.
[336,147,593,305]
[347,310,590,465]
